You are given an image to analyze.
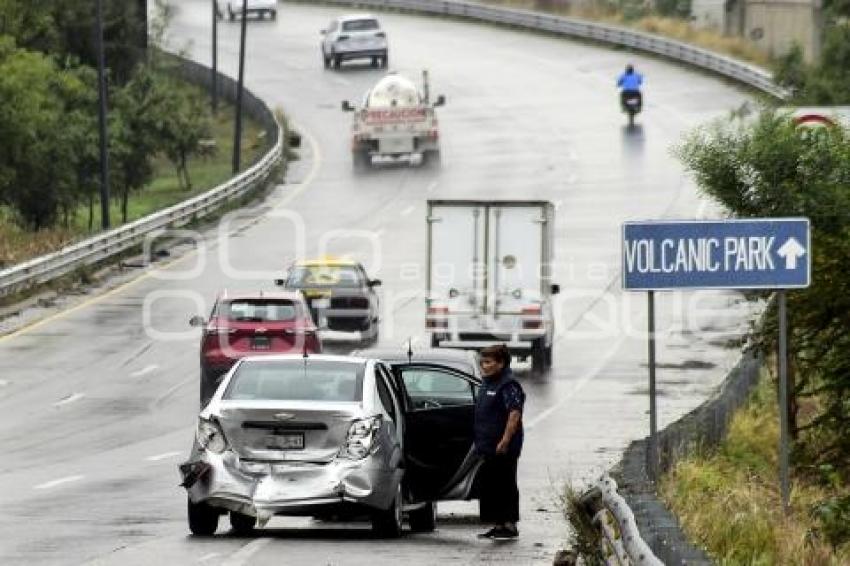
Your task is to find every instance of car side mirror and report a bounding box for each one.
[368,279,382,287]
[550,284,560,295]
[341,100,355,112]
[189,315,206,328]
[433,95,446,107]
[274,278,285,286]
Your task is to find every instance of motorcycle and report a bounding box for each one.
[621,91,643,127]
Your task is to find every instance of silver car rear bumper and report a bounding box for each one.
[183,450,400,520]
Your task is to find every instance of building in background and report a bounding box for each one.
[691,0,823,62]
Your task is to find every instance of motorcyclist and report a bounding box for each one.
[617,64,643,112]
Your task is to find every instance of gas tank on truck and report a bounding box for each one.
[425,200,561,373]
[341,71,446,169]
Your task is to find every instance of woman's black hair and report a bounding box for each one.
[480,344,511,368]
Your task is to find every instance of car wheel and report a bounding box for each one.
[322,51,331,69]
[188,497,219,536]
[408,501,436,533]
[544,343,553,368]
[363,322,379,346]
[422,149,441,167]
[381,51,389,68]
[353,149,370,170]
[334,54,342,69]
[430,333,441,348]
[229,511,256,535]
[199,369,218,408]
[372,484,403,538]
[531,338,546,374]
[270,10,277,20]
[371,56,379,68]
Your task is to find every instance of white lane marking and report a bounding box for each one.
[198,553,220,563]
[53,393,85,407]
[222,539,272,566]
[131,364,159,378]
[426,181,438,193]
[34,475,84,490]
[400,205,415,217]
[525,336,627,430]
[374,228,386,238]
[146,451,182,462]
[0,379,8,386]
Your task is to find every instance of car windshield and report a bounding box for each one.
[225,360,365,402]
[287,265,363,288]
[342,19,379,32]
[220,299,299,322]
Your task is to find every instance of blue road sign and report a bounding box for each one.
[622,219,811,290]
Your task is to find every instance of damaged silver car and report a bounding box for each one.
[180,354,482,537]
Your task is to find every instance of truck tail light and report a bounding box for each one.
[426,306,449,329]
[522,305,542,329]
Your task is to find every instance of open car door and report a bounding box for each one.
[390,363,481,502]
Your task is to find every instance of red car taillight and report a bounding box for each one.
[426,306,449,329]
[522,305,543,329]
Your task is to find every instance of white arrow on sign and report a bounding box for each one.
[777,237,806,269]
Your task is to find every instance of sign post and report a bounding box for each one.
[622,218,811,494]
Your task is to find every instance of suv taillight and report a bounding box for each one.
[522,305,542,329]
[426,306,449,329]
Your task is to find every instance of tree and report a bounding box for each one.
[158,77,211,190]
[677,110,850,497]
[0,40,76,229]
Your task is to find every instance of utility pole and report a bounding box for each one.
[212,0,219,114]
[232,0,248,174]
[96,0,111,229]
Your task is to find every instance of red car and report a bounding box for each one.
[190,291,321,405]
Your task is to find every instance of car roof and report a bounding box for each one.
[238,353,371,364]
[338,14,380,23]
[217,290,305,301]
[356,347,476,362]
[293,257,359,268]
[352,348,480,374]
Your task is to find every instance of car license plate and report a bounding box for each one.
[380,137,413,153]
[265,433,304,450]
[313,298,330,309]
[252,336,271,350]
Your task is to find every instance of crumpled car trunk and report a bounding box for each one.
[181,401,401,521]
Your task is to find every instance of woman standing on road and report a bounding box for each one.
[474,344,525,541]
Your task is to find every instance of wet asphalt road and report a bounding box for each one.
[0,2,763,564]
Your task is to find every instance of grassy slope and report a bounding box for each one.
[0,97,271,267]
[480,0,770,66]
[659,374,850,565]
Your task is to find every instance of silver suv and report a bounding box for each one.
[321,15,388,69]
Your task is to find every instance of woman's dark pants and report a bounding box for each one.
[478,454,519,524]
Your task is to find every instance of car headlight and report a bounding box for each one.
[197,418,229,454]
[339,415,382,460]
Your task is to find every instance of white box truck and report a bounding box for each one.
[426,200,560,372]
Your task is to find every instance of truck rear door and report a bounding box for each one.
[486,205,544,321]
[428,204,486,326]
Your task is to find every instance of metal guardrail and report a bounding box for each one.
[302,0,787,99]
[580,475,664,565]
[0,85,282,299]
